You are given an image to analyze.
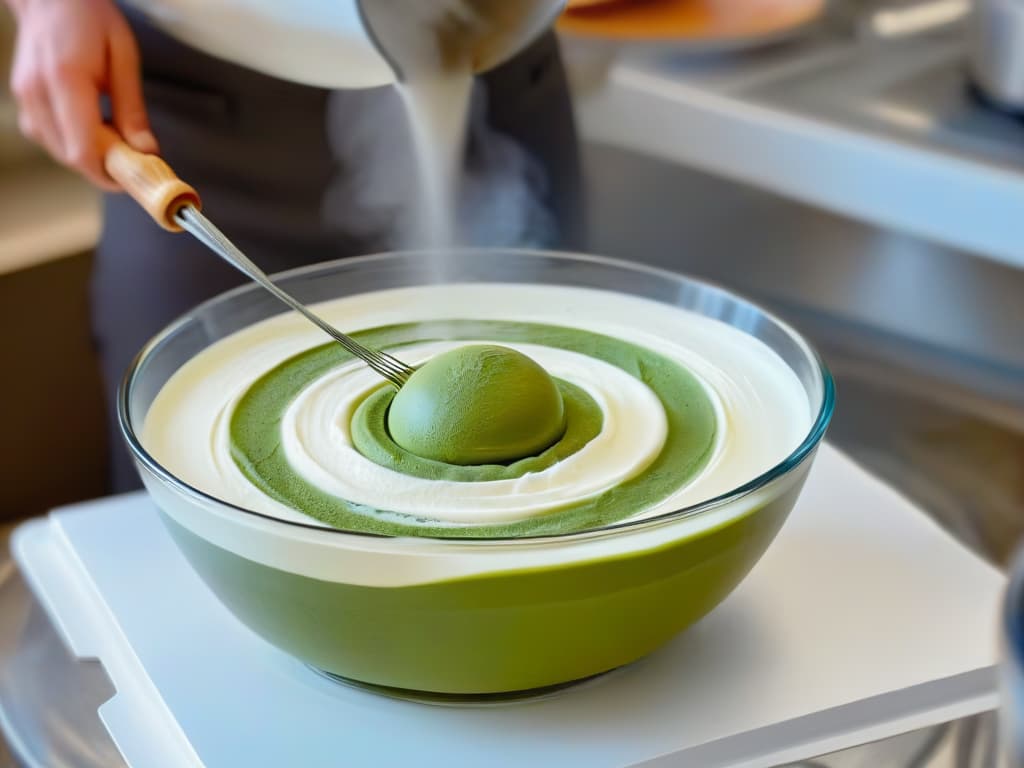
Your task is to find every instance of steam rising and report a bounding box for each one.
[322,80,556,255]
[461,84,556,249]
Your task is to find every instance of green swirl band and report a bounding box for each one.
[229,320,717,538]
[351,380,603,482]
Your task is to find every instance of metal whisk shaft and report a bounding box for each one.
[175,206,415,389]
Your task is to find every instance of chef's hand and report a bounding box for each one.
[6,0,158,190]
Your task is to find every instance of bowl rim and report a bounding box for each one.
[119,248,835,544]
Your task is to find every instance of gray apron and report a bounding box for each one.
[93,7,582,492]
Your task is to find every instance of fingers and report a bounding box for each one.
[10,36,64,159]
[9,2,154,191]
[50,74,120,191]
[13,75,63,158]
[107,15,158,155]
[11,46,120,190]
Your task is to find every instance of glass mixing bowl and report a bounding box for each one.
[120,249,834,696]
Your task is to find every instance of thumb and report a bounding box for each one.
[107,15,159,155]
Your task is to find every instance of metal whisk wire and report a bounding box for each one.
[175,206,415,389]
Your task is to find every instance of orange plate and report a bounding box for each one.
[559,0,825,44]
[566,0,628,7]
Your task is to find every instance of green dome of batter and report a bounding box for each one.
[387,344,567,465]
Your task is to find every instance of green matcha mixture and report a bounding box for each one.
[230,320,717,538]
[388,344,567,465]
[354,378,602,482]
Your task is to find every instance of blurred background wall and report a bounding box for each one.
[0,7,106,520]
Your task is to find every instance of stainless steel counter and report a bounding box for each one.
[571,10,1024,267]
[581,140,1024,565]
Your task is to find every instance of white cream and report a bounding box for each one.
[282,341,668,524]
[143,283,812,533]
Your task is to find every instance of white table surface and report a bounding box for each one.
[12,443,1006,768]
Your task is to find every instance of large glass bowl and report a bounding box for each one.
[120,249,834,696]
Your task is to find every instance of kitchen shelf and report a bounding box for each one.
[571,22,1024,269]
[0,160,100,276]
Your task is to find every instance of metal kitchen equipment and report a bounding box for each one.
[357,0,566,81]
[121,0,564,89]
[969,0,1024,111]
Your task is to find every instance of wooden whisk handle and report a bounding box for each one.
[99,127,201,232]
